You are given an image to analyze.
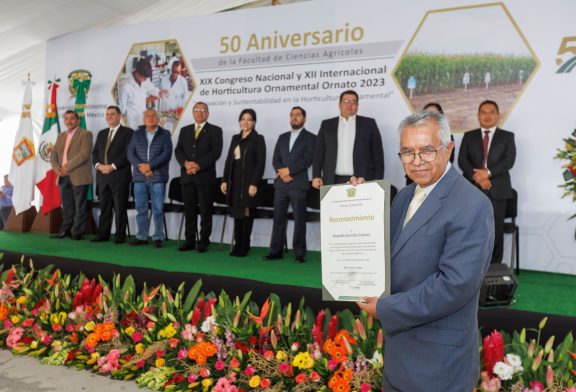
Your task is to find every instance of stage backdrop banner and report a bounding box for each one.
[45,0,576,274]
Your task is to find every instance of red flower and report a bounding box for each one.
[295,373,307,384]
[328,315,338,339]
[482,330,505,377]
[72,278,102,309]
[312,310,325,347]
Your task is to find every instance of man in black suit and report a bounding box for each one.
[263,107,316,263]
[92,106,134,243]
[175,102,223,252]
[312,90,384,188]
[458,100,516,264]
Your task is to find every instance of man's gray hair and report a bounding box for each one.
[398,110,452,145]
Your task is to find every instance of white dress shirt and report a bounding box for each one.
[335,115,356,175]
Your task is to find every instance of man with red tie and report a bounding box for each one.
[458,100,516,264]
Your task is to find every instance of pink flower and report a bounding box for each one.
[135,360,145,368]
[181,324,195,341]
[215,360,226,371]
[41,334,52,345]
[169,338,179,348]
[360,384,372,392]
[480,376,502,392]
[309,371,321,382]
[529,381,545,392]
[65,324,75,332]
[6,327,24,348]
[263,350,274,361]
[279,362,291,374]
[327,359,338,371]
[244,365,256,376]
[131,331,143,343]
[178,348,188,360]
[188,374,198,383]
[156,349,165,357]
[291,342,300,351]
[4,320,13,329]
[97,349,121,374]
[200,367,211,378]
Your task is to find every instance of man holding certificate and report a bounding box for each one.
[355,111,494,392]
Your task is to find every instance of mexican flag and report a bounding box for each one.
[34,80,62,215]
[9,80,36,214]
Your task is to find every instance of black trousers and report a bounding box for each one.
[269,187,307,258]
[491,198,507,264]
[58,176,88,236]
[233,217,254,256]
[182,182,214,246]
[97,181,130,240]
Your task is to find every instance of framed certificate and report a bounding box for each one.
[320,180,391,301]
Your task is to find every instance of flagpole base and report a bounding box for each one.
[30,208,62,234]
[4,207,37,233]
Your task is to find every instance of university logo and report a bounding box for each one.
[556,36,576,73]
[346,187,357,198]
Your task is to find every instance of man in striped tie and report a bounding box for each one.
[355,110,494,391]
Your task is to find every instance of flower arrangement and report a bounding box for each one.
[555,129,576,238]
[2,259,576,391]
[480,317,576,391]
[0,260,383,391]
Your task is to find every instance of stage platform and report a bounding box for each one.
[1,231,575,340]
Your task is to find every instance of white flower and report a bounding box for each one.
[493,361,514,381]
[368,351,383,369]
[505,353,524,373]
[201,315,216,333]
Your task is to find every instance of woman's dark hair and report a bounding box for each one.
[238,108,257,123]
[423,102,444,114]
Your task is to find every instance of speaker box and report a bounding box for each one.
[479,263,518,307]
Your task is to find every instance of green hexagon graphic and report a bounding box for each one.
[112,39,196,133]
[392,3,539,132]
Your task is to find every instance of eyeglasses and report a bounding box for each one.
[398,143,449,164]
[341,99,358,105]
[193,109,207,113]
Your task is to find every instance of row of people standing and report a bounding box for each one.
[49,90,514,265]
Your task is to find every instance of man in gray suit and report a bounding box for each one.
[355,111,494,391]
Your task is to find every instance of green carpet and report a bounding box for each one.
[0,231,321,288]
[1,231,575,317]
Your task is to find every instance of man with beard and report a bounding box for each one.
[263,106,316,263]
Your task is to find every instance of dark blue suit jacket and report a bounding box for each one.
[377,166,493,391]
[272,128,316,191]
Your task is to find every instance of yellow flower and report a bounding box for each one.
[249,376,261,388]
[30,341,38,349]
[11,315,21,324]
[276,350,287,361]
[292,352,314,369]
[125,326,135,336]
[135,343,144,354]
[155,358,165,367]
[201,378,213,388]
[87,352,100,365]
[84,321,96,332]
[16,296,27,305]
[158,323,177,338]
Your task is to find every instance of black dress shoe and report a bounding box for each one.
[52,230,71,239]
[72,234,84,240]
[263,254,283,260]
[154,240,162,248]
[130,239,148,246]
[229,248,239,256]
[294,256,305,263]
[179,241,196,252]
[197,244,209,253]
[91,237,108,243]
[114,238,126,244]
